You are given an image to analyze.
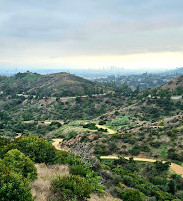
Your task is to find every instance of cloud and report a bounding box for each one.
[0,0,183,68]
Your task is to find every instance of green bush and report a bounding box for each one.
[70,165,89,177]
[0,170,33,201]
[117,188,143,201]
[99,120,106,125]
[70,165,105,194]
[83,123,97,130]
[55,150,71,164]
[129,145,141,156]
[94,144,110,155]
[51,175,92,201]
[0,137,10,148]
[2,149,37,180]
[1,136,56,164]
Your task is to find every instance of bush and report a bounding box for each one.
[55,151,83,167]
[55,150,71,164]
[51,175,92,201]
[0,170,33,201]
[94,144,110,155]
[99,120,106,125]
[70,165,105,194]
[70,165,89,177]
[129,145,141,156]
[0,137,10,148]
[2,149,37,180]
[83,123,97,130]
[116,188,143,201]
[1,136,56,164]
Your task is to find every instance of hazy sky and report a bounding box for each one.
[0,0,183,70]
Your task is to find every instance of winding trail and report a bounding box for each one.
[16,128,183,177]
[96,125,116,134]
[51,138,183,178]
[100,156,183,178]
[52,139,64,151]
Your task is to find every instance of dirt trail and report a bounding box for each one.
[16,133,22,139]
[96,125,116,134]
[100,156,183,178]
[52,139,64,151]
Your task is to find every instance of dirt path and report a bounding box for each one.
[100,156,183,178]
[96,125,116,134]
[52,139,64,151]
[16,133,22,139]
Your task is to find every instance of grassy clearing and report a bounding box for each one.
[108,116,130,127]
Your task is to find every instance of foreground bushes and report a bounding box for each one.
[1,136,56,164]
[0,170,33,201]
[70,165,105,194]
[0,149,36,201]
[2,149,37,180]
[51,175,92,201]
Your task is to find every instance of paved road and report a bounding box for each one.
[17,93,106,100]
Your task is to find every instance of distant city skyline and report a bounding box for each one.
[0,0,183,70]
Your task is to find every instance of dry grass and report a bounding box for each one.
[31,163,69,201]
[89,192,122,201]
[31,164,121,201]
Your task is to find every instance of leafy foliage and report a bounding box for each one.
[0,165,33,201]
[2,149,37,180]
[51,175,92,201]
[1,136,56,164]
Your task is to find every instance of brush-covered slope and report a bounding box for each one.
[159,74,183,95]
[0,72,103,97]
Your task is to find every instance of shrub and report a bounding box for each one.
[0,170,33,201]
[83,123,97,130]
[129,145,141,156]
[66,130,78,140]
[70,165,105,194]
[154,161,170,172]
[98,128,107,132]
[116,188,143,201]
[99,120,106,125]
[55,150,71,164]
[55,151,83,166]
[0,137,10,148]
[51,175,92,201]
[94,144,110,155]
[2,149,37,180]
[70,165,89,177]
[1,136,56,164]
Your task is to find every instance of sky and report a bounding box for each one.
[0,0,183,70]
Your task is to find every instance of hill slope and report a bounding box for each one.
[0,72,103,97]
[159,74,183,95]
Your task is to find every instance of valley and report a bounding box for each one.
[1,72,183,201]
